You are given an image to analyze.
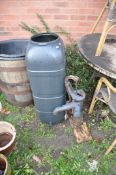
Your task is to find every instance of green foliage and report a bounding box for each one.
[36,122,55,138]
[20,14,50,34]
[46,146,91,175]
[54,25,73,43]
[0,94,19,113]
[99,117,116,131]
[43,141,116,175]
[20,13,72,42]
[64,127,72,135]
[20,22,40,35]
[36,14,51,32]
[65,44,94,93]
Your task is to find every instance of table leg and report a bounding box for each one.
[89,70,103,84]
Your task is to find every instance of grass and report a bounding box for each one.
[64,127,72,135]
[0,46,116,174]
[99,117,115,131]
[7,107,116,175]
[36,122,55,138]
[0,92,115,175]
[65,44,95,93]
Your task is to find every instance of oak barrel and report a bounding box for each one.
[0,39,33,106]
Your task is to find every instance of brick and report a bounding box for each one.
[87,16,98,21]
[70,15,86,20]
[0,15,18,20]
[68,2,88,8]
[87,2,105,8]
[78,21,93,27]
[54,15,69,20]
[0,27,5,31]
[54,2,68,7]
[60,8,78,14]
[5,27,20,32]
[45,8,60,14]
[79,8,99,15]
[0,31,10,37]
[27,8,44,14]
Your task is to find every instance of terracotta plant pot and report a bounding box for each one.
[0,154,11,175]
[0,122,16,155]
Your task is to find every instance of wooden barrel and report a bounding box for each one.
[0,39,33,106]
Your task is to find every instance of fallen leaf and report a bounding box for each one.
[1,108,10,115]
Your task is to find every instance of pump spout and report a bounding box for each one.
[53,101,83,118]
[53,102,76,115]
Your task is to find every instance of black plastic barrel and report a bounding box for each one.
[0,39,33,106]
[26,33,65,125]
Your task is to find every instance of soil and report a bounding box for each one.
[27,112,115,174]
[6,104,115,174]
[29,116,75,151]
[0,132,12,148]
[28,118,75,174]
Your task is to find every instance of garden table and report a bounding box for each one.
[78,33,116,80]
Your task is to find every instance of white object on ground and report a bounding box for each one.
[87,160,98,172]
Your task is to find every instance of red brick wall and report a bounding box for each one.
[0,0,110,42]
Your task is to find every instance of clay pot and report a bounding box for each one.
[0,122,16,155]
[0,154,11,175]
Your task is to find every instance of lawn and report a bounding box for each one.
[0,45,116,175]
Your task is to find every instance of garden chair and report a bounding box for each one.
[91,0,116,56]
[88,77,116,154]
[89,77,116,114]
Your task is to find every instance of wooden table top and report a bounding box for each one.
[78,33,116,79]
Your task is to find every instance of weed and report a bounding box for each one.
[0,94,19,113]
[36,122,55,138]
[99,117,115,131]
[65,44,94,93]
[64,127,72,135]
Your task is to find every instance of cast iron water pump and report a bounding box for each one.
[53,75,86,124]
